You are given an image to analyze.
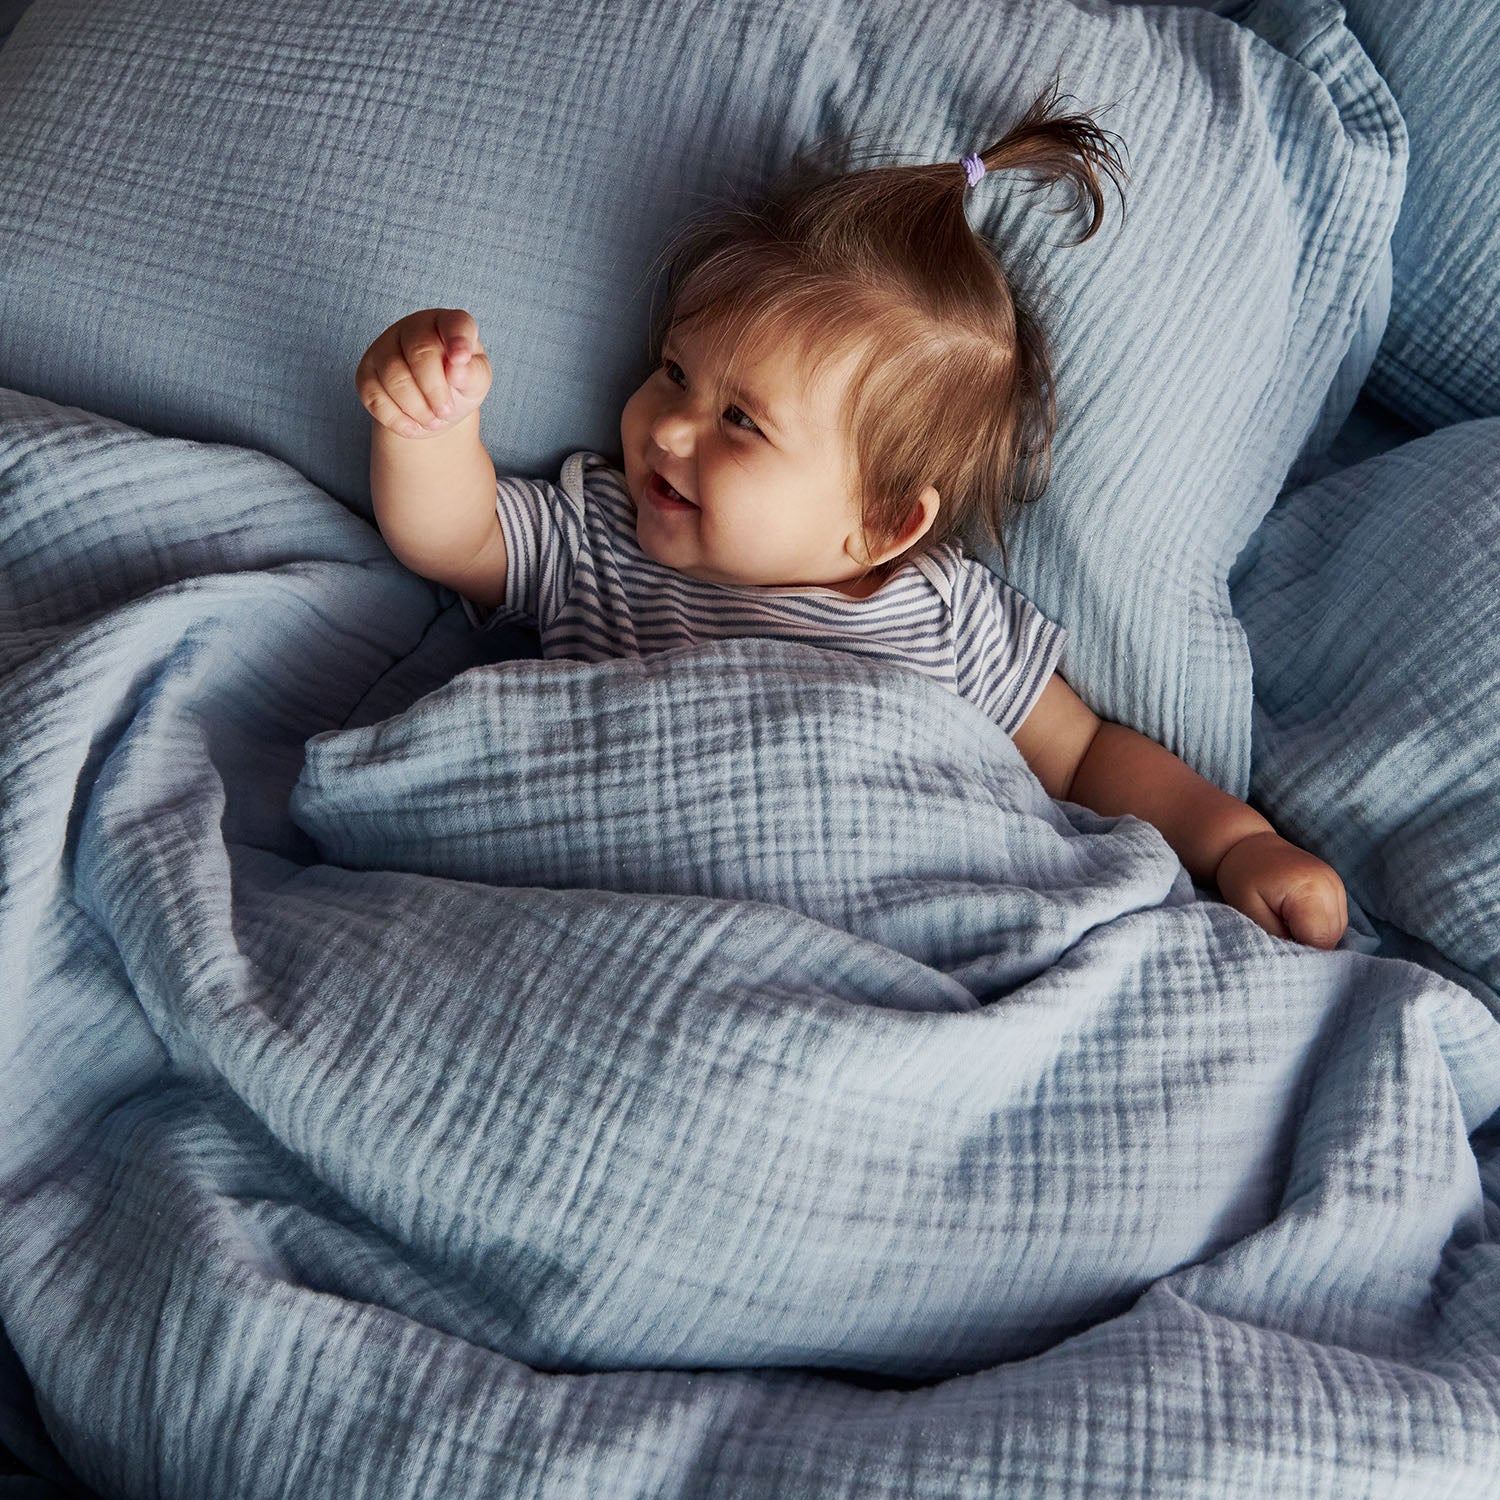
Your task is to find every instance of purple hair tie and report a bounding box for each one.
[960,151,986,188]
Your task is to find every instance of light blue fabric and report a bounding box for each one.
[1281,243,1394,490]
[6,386,1500,1495]
[1234,418,1500,998]
[0,0,1403,795]
[1109,0,1398,489]
[1322,388,1421,475]
[1340,0,1500,428]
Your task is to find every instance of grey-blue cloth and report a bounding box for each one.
[1340,0,1500,428]
[6,385,1500,1496]
[0,0,1404,797]
[1234,418,1500,1000]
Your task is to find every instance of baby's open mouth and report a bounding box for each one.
[649,471,697,507]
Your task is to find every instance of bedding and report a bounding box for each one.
[1233,418,1500,1000]
[1339,0,1500,429]
[2,0,1500,1497]
[0,0,1403,794]
[0,1,28,44]
[5,387,1500,1498]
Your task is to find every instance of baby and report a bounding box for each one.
[356,82,1348,950]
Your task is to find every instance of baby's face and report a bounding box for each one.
[620,319,878,594]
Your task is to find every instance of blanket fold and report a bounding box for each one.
[292,642,1194,990]
[6,386,1500,1496]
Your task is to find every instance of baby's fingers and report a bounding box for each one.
[357,346,443,431]
[1236,887,1292,943]
[355,359,427,439]
[354,308,487,436]
[397,315,460,425]
[1279,877,1348,951]
[435,308,481,369]
[449,343,494,406]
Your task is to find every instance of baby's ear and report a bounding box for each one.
[862,486,940,567]
[906,485,941,543]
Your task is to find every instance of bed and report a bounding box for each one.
[1,0,1498,1495]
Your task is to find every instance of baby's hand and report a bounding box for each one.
[356,308,493,439]
[1215,831,1348,949]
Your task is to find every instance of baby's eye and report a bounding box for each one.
[724,405,761,435]
[659,358,760,435]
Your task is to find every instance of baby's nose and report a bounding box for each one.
[650,410,696,456]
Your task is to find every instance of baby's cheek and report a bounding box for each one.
[713,512,798,586]
[619,386,654,453]
[697,506,755,569]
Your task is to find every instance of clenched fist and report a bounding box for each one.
[1215,831,1348,949]
[356,308,493,439]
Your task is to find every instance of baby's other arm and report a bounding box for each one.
[356,308,507,608]
[1012,673,1348,949]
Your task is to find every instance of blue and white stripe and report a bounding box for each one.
[464,451,1066,734]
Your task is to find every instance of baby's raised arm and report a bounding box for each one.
[356,308,507,608]
[1014,673,1348,949]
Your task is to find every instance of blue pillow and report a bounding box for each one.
[0,0,30,44]
[0,0,1402,794]
[1232,419,1500,994]
[1341,0,1500,429]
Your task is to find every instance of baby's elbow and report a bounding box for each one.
[1052,720,1104,803]
[1012,673,1103,801]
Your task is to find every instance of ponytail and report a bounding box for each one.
[953,74,1130,551]
[965,72,1129,244]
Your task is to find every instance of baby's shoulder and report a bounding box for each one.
[571,451,633,514]
[575,450,625,485]
[947,547,1030,600]
[908,542,994,612]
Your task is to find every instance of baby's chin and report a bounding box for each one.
[632,515,749,587]
[632,506,694,571]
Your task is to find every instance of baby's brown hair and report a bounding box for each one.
[649,78,1128,576]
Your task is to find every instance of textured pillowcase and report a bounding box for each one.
[1232,420,1500,993]
[0,0,30,43]
[1281,243,1393,490]
[1340,0,1500,429]
[0,0,1402,794]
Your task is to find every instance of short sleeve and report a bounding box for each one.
[951,565,1068,734]
[460,471,586,631]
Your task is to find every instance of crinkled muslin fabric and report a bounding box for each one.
[1234,418,1500,998]
[4,386,1500,1495]
[1339,0,1500,428]
[0,0,1403,791]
